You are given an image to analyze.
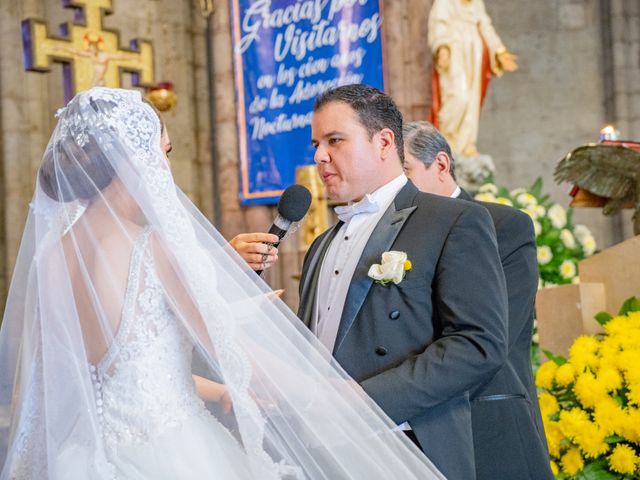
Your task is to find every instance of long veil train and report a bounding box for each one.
[0,87,445,479]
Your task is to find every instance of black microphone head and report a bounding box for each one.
[277,185,312,222]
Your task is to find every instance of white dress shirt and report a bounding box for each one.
[312,174,408,352]
[451,185,461,198]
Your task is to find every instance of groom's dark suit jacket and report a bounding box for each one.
[299,181,508,480]
[459,190,553,480]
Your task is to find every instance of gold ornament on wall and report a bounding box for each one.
[145,82,177,112]
[22,0,154,102]
[296,165,328,251]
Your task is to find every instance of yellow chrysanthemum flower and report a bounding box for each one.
[574,421,609,458]
[559,408,590,439]
[550,460,559,475]
[561,446,584,476]
[570,335,599,355]
[569,336,600,372]
[598,366,623,392]
[555,363,576,387]
[608,443,639,475]
[618,351,640,376]
[626,311,640,326]
[628,384,640,407]
[593,397,626,436]
[621,408,640,444]
[574,372,609,409]
[619,329,640,351]
[403,260,412,271]
[605,315,636,336]
[625,362,640,386]
[539,392,559,418]
[535,361,558,389]
[543,419,565,458]
[599,338,622,364]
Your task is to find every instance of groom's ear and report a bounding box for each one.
[378,128,395,160]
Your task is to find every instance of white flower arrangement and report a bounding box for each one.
[548,204,567,229]
[368,251,412,286]
[474,178,597,288]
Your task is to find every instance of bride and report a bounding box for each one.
[0,87,445,479]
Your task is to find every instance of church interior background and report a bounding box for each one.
[0,0,639,314]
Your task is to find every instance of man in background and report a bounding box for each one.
[402,120,553,480]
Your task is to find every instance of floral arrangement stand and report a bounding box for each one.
[536,235,640,359]
[474,177,598,366]
[536,297,640,478]
[536,283,606,357]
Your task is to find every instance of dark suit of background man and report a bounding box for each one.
[298,84,509,480]
[402,120,554,480]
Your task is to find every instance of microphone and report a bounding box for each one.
[257,184,312,275]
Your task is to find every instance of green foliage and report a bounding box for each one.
[477,177,597,288]
[618,297,640,316]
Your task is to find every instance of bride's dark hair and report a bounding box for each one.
[38,95,165,202]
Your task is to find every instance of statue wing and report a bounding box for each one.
[554,144,640,200]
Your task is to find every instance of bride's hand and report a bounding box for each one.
[218,386,233,415]
[229,233,279,271]
[193,375,233,414]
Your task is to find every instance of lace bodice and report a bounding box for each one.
[90,229,210,454]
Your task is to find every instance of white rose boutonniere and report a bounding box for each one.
[367,251,412,286]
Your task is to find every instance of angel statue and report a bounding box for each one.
[554,141,640,235]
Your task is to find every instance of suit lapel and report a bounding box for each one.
[333,182,418,353]
[298,222,343,328]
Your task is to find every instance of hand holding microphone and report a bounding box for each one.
[256,184,312,275]
[229,232,280,271]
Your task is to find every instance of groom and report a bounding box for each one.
[298,85,508,479]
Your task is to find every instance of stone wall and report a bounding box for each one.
[478,0,638,246]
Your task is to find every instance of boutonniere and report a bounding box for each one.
[367,251,412,286]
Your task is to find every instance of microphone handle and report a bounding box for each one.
[267,223,288,247]
[255,223,288,276]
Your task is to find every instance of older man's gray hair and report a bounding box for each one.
[403,121,456,180]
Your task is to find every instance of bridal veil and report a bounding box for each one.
[0,87,444,479]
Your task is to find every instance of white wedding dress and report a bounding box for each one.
[56,229,255,479]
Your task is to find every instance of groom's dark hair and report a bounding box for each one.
[313,84,404,162]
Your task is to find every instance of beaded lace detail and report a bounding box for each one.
[89,229,211,459]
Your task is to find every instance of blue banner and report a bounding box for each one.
[230,0,385,205]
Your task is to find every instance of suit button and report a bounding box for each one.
[375,346,388,356]
[389,310,400,320]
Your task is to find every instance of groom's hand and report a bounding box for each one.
[230,233,279,271]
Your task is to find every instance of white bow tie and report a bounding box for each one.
[334,195,380,223]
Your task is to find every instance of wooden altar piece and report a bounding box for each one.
[536,283,605,357]
[536,235,640,357]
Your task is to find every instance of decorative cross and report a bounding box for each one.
[22,0,154,103]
